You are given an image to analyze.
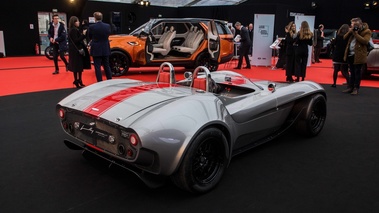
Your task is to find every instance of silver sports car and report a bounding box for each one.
[57,62,327,194]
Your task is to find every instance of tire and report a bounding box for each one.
[171,128,229,194]
[294,94,327,137]
[45,46,54,60]
[195,52,219,71]
[110,51,130,76]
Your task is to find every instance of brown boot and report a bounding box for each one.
[342,88,353,93]
[350,88,358,95]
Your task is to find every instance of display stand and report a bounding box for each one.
[269,38,282,70]
[0,31,5,57]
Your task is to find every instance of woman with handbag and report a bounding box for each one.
[68,16,91,88]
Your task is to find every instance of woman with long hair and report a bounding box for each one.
[294,21,313,81]
[67,16,91,88]
[284,21,297,82]
[331,24,350,88]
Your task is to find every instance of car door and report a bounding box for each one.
[207,20,220,61]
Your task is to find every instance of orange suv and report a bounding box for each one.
[109,18,234,76]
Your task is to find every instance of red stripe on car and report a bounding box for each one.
[84,83,175,116]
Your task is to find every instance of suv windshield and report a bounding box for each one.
[130,20,151,36]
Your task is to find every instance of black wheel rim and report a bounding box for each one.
[197,54,217,71]
[192,139,224,184]
[110,53,128,76]
[310,100,326,131]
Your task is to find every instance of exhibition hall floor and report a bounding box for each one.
[1,56,379,212]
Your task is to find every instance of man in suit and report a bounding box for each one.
[314,24,324,63]
[88,11,112,82]
[248,23,254,55]
[48,14,68,75]
[234,22,251,69]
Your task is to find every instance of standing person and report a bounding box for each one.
[284,22,297,82]
[331,24,350,88]
[234,22,251,69]
[248,23,254,55]
[48,14,69,75]
[293,21,313,81]
[343,18,372,95]
[314,24,324,63]
[68,16,91,88]
[80,19,90,46]
[88,11,113,82]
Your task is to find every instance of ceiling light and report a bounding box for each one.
[364,1,371,9]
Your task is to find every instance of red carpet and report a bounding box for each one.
[1,56,379,96]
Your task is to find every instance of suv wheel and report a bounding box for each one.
[110,51,130,76]
[195,52,219,71]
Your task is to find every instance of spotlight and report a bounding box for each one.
[311,1,318,9]
[135,0,150,6]
[372,1,378,9]
[364,1,371,9]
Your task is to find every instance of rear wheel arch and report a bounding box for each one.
[171,125,231,194]
[292,93,327,137]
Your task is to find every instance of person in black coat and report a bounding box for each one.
[284,21,297,82]
[68,16,91,88]
[314,24,324,63]
[234,22,251,69]
[88,11,112,82]
[294,21,313,81]
[331,24,350,88]
[80,19,90,45]
[48,14,69,75]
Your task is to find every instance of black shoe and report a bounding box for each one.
[243,66,251,69]
[295,78,299,82]
[52,70,59,75]
[73,80,82,88]
[233,67,241,69]
[78,80,85,87]
[331,84,336,88]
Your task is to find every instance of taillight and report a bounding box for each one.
[130,134,139,146]
[59,109,65,119]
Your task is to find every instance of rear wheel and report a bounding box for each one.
[294,94,327,137]
[195,52,219,71]
[171,128,229,194]
[45,46,54,60]
[110,51,130,76]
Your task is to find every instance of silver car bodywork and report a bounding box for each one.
[57,63,327,193]
[365,44,379,75]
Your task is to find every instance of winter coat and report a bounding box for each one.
[68,28,91,73]
[48,22,68,51]
[332,35,348,63]
[343,27,372,64]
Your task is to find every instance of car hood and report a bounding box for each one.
[58,80,191,123]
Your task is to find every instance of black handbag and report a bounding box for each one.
[69,34,85,56]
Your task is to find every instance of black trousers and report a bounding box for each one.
[93,56,112,82]
[52,43,68,71]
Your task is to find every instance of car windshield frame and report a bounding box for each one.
[130,20,154,36]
